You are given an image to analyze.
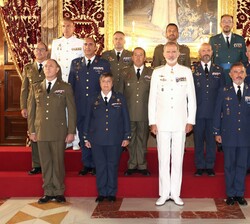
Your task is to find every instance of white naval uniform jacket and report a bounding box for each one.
[51,36,84,82]
[148,63,196,132]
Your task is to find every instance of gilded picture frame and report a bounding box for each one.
[104,0,237,59]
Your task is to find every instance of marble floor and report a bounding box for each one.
[1,197,250,224]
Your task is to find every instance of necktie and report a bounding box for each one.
[38,63,43,73]
[117,52,120,61]
[226,36,230,48]
[237,85,242,102]
[205,64,209,78]
[136,68,140,80]
[104,96,108,106]
[87,59,91,69]
[47,82,52,94]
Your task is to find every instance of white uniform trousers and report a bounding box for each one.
[156,131,186,199]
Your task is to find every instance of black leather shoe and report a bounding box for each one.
[95,195,105,202]
[28,167,41,175]
[78,167,91,176]
[108,196,116,202]
[217,143,223,152]
[55,195,66,203]
[38,195,53,204]
[226,197,235,206]
[206,169,215,176]
[124,169,137,176]
[194,169,203,176]
[139,169,151,176]
[91,168,96,176]
[234,197,248,206]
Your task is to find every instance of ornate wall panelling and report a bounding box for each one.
[236,0,250,45]
[59,0,105,55]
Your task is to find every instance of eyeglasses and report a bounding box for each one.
[34,48,46,52]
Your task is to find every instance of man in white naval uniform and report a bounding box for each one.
[148,41,196,206]
[51,18,84,150]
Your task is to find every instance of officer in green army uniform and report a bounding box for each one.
[20,42,48,175]
[121,47,153,176]
[102,31,133,93]
[152,23,191,68]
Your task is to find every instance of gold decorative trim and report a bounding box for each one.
[58,0,63,35]
[104,0,123,51]
[0,8,22,80]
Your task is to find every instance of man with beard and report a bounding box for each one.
[213,62,250,206]
[192,43,225,177]
[209,14,247,85]
[152,23,191,68]
[148,42,196,206]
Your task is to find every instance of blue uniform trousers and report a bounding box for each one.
[92,144,122,197]
[223,146,248,197]
[194,118,216,169]
[77,117,95,168]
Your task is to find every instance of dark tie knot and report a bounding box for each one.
[47,82,52,94]
[38,63,43,73]
[87,59,91,69]
[104,96,108,105]
[117,52,121,61]
[237,85,242,102]
[204,64,209,77]
[136,68,140,80]
[226,36,230,48]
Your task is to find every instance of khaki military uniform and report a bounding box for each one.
[20,62,45,168]
[28,79,77,196]
[102,49,133,93]
[152,44,191,68]
[121,65,153,170]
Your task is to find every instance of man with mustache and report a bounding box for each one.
[149,42,196,206]
[192,43,225,177]
[152,23,191,68]
[209,14,247,85]
[213,62,250,206]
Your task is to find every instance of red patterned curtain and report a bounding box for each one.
[63,0,104,54]
[0,0,41,76]
[236,0,250,45]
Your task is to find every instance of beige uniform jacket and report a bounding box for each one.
[28,79,77,141]
[102,49,133,92]
[152,44,191,68]
[20,62,45,110]
[121,65,153,121]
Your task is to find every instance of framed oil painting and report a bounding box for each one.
[105,0,236,59]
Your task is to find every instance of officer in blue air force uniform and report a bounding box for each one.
[192,43,225,177]
[83,73,131,203]
[213,62,250,206]
[209,14,247,85]
[68,37,110,176]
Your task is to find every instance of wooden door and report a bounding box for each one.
[0,22,27,145]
